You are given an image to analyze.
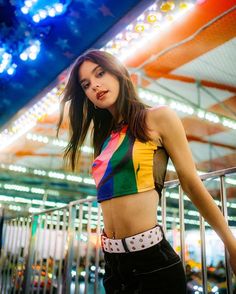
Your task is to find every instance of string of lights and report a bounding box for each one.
[102,0,195,61]
[0,163,94,184]
[20,0,71,23]
[0,86,60,151]
[0,83,235,152]
[138,88,236,129]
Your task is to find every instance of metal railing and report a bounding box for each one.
[0,167,235,294]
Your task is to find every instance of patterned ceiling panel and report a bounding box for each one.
[173,38,236,88]
[189,141,234,162]
[148,79,233,109]
[205,129,236,148]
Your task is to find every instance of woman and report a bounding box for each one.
[58,49,236,293]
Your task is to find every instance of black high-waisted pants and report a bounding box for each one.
[102,228,187,294]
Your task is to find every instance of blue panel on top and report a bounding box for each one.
[0,0,155,128]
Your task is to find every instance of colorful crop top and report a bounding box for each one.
[91,124,169,202]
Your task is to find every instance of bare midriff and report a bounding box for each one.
[101,189,159,239]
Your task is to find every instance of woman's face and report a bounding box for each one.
[78,60,120,115]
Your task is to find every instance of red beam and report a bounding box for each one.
[187,134,236,151]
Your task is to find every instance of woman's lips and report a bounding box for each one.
[96,90,108,100]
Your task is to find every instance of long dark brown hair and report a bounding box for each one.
[57,49,151,171]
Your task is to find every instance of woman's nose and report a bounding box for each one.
[92,83,100,91]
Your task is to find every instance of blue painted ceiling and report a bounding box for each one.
[0,0,154,128]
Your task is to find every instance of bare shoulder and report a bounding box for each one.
[146,105,174,145]
[147,105,178,121]
[146,105,180,133]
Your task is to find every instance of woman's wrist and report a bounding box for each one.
[224,235,236,255]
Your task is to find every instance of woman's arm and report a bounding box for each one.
[153,106,236,274]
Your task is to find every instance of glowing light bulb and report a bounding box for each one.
[20,52,28,61]
[29,52,37,60]
[30,44,39,53]
[147,14,157,23]
[25,0,33,7]
[7,64,17,75]
[33,14,40,22]
[135,24,145,33]
[3,52,11,60]
[7,68,14,75]
[54,3,63,13]
[48,8,56,17]
[179,2,189,10]
[21,6,29,14]
[160,1,175,12]
[38,10,47,19]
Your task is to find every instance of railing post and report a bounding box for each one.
[43,212,53,294]
[4,220,14,293]
[0,217,7,292]
[220,175,233,294]
[11,218,21,293]
[19,217,30,292]
[37,214,47,294]
[50,211,60,294]
[0,208,4,258]
[58,209,67,294]
[23,215,38,294]
[199,215,208,294]
[94,205,102,294]
[75,205,83,294]
[179,186,185,266]
[161,188,167,234]
[64,204,76,294]
[84,202,92,294]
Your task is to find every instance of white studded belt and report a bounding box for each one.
[101,225,163,253]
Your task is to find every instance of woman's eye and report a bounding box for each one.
[98,70,105,77]
[83,83,89,90]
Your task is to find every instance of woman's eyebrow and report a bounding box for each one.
[80,65,101,84]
